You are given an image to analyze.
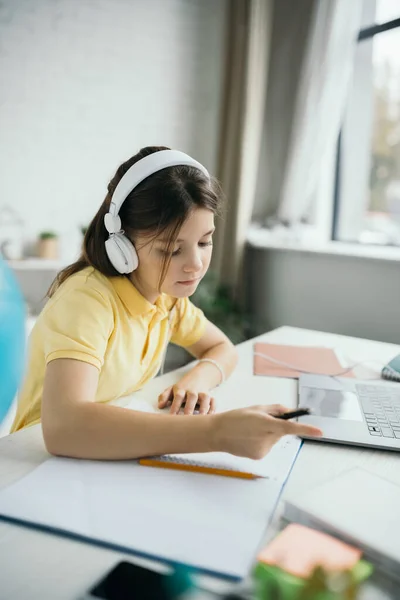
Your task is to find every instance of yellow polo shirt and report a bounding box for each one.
[11,267,206,431]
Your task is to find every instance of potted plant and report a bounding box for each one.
[37,231,59,260]
[191,270,250,344]
[164,270,251,373]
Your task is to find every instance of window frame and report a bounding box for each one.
[332,6,400,245]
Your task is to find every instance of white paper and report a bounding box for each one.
[284,467,400,573]
[0,437,301,579]
[165,435,301,479]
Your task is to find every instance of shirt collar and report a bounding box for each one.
[110,276,174,319]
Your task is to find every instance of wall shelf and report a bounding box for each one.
[7,259,66,271]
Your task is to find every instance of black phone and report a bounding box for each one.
[83,561,172,600]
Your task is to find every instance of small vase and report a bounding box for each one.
[37,238,58,260]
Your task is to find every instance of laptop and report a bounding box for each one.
[298,374,400,450]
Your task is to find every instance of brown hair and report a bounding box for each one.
[48,146,223,297]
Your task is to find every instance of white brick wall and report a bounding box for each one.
[0,0,226,262]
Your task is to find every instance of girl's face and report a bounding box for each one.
[132,208,214,302]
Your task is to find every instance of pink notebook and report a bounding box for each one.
[253,342,354,379]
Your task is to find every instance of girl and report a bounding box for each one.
[11,146,321,458]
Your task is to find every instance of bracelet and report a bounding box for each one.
[197,358,225,385]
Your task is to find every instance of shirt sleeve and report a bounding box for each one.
[170,297,207,348]
[42,284,114,370]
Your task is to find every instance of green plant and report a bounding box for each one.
[254,561,372,600]
[80,225,88,236]
[191,270,250,344]
[298,566,353,599]
[39,231,58,240]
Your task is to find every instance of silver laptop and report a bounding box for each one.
[298,374,400,450]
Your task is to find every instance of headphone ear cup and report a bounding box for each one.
[105,233,139,274]
[118,234,139,272]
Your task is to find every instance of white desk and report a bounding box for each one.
[1,326,399,599]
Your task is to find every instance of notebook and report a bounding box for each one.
[139,435,301,480]
[0,435,302,580]
[253,342,355,379]
[282,467,400,579]
[381,353,400,382]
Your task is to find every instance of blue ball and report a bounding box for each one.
[0,258,25,423]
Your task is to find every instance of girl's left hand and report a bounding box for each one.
[158,385,216,415]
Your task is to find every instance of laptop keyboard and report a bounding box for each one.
[357,384,400,438]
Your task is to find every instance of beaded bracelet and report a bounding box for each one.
[197,358,225,385]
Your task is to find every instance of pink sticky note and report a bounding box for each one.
[258,524,362,579]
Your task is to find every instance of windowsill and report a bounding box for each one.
[7,258,67,270]
[247,225,400,263]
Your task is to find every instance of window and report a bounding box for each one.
[333,0,400,246]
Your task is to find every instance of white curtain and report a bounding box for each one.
[212,0,272,295]
[276,0,363,224]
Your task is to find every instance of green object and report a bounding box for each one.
[39,231,58,240]
[191,270,250,343]
[253,559,373,600]
[166,564,196,598]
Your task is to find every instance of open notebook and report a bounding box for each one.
[139,436,300,480]
[0,436,302,579]
[118,396,301,480]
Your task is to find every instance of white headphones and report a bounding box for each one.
[104,150,210,274]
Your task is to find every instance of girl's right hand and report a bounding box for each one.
[212,404,322,460]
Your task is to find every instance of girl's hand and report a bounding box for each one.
[158,385,215,415]
[212,404,323,459]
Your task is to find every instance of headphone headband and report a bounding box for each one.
[103,149,210,273]
[105,150,210,234]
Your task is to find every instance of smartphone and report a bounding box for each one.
[82,561,172,600]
